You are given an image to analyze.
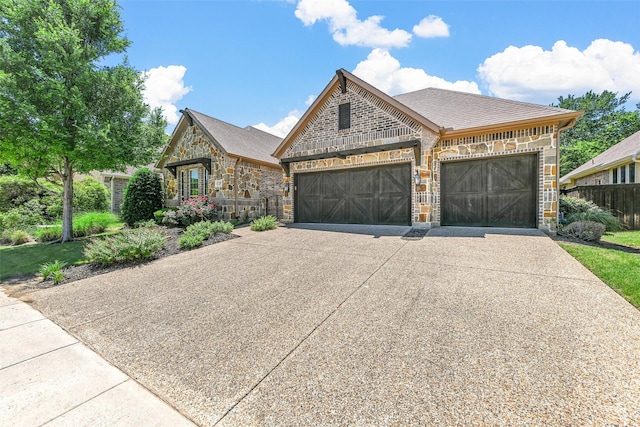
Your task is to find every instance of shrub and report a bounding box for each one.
[73,177,110,212]
[0,175,39,210]
[83,228,167,266]
[178,233,204,250]
[10,229,32,245]
[250,215,278,232]
[35,226,63,242]
[561,220,606,242]
[120,168,164,226]
[73,211,119,237]
[560,195,623,231]
[0,205,43,231]
[134,219,157,228]
[0,229,32,245]
[161,196,217,227]
[154,208,175,224]
[39,260,67,284]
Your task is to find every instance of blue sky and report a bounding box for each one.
[116,0,640,136]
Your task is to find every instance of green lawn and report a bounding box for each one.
[601,230,640,248]
[560,242,640,309]
[0,241,87,281]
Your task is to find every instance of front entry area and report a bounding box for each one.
[295,163,411,225]
[440,154,538,228]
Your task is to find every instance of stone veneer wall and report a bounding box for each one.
[162,123,281,220]
[576,170,610,186]
[433,125,560,231]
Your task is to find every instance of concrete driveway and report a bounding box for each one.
[27,225,640,425]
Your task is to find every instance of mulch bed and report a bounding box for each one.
[2,226,239,298]
[551,233,640,254]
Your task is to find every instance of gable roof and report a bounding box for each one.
[273,69,581,159]
[560,130,640,183]
[394,88,580,134]
[158,109,282,169]
[273,69,442,159]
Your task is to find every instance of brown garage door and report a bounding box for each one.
[295,163,411,225]
[441,154,538,228]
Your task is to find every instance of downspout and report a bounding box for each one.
[110,177,115,213]
[234,157,241,220]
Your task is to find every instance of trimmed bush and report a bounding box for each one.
[74,177,109,212]
[0,175,39,210]
[120,168,163,226]
[560,195,623,231]
[561,220,606,242]
[250,215,278,232]
[83,228,167,266]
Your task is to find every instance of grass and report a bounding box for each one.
[560,242,640,309]
[0,241,87,281]
[601,231,640,248]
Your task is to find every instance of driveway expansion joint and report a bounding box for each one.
[213,240,410,425]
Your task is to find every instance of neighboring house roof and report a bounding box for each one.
[158,109,282,169]
[394,88,578,133]
[273,68,581,158]
[560,130,640,184]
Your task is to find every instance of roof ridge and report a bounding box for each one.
[395,87,572,113]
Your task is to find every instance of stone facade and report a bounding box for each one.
[280,81,561,231]
[575,170,610,186]
[161,123,282,221]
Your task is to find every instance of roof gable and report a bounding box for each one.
[560,130,640,182]
[158,109,282,169]
[273,69,441,159]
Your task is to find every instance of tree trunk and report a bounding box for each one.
[61,157,74,243]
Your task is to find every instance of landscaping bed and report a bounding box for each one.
[2,226,239,298]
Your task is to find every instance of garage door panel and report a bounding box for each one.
[442,154,537,228]
[295,163,410,225]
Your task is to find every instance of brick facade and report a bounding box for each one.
[280,81,561,232]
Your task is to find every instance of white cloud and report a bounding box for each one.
[352,48,480,96]
[478,39,640,102]
[141,65,192,125]
[253,110,302,138]
[294,0,412,48]
[413,15,449,38]
[304,94,317,106]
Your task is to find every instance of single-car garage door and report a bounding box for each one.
[441,154,538,228]
[295,163,411,225]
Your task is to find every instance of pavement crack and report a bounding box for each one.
[213,240,408,425]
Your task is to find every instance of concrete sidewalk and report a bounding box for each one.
[0,291,196,426]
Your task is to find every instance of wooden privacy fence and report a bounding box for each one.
[562,184,640,230]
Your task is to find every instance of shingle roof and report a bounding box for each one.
[560,130,640,182]
[187,109,282,167]
[394,88,575,131]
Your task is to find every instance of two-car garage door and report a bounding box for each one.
[293,154,538,228]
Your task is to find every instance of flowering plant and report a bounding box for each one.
[162,196,217,227]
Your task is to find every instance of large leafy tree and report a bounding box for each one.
[554,90,640,176]
[0,0,167,242]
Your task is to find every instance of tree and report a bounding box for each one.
[554,91,640,176]
[120,168,163,226]
[0,0,167,242]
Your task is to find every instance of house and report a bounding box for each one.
[273,69,582,231]
[88,167,147,214]
[157,109,283,221]
[560,130,640,230]
[560,130,640,187]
